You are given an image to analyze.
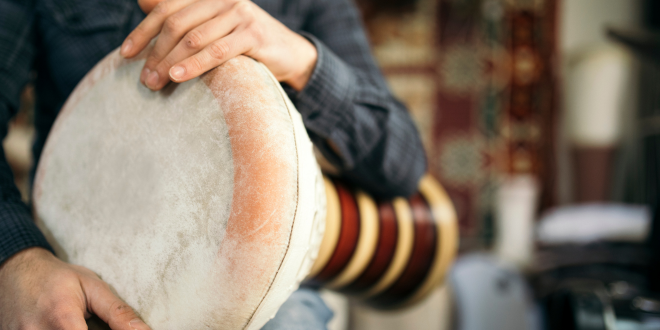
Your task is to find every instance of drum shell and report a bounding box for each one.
[308,175,459,309]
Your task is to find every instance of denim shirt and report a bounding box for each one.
[0,0,426,264]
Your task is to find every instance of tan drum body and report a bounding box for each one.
[34,48,325,330]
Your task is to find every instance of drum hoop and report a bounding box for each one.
[307,177,342,278]
[401,175,459,307]
[326,190,380,289]
[242,61,324,330]
[360,197,415,298]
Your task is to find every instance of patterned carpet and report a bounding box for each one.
[362,0,559,250]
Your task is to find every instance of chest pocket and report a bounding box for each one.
[38,0,135,34]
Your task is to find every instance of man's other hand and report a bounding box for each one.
[122,0,318,91]
[0,247,151,330]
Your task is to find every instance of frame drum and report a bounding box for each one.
[34,46,325,330]
[34,45,458,329]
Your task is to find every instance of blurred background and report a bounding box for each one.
[8,0,660,329]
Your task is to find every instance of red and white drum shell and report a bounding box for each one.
[307,175,458,309]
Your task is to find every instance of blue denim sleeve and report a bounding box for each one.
[0,0,54,265]
[286,0,427,198]
[260,288,333,330]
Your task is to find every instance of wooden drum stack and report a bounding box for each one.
[309,175,458,309]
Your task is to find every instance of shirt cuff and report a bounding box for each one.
[0,201,53,266]
[291,33,357,168]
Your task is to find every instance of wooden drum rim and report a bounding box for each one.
[403,175,459,307]
[308,177,342,278]
[326,190,379,289]
[360,197,415,298]
[367,192,437,307]
[312,181,360,282]
[340,197,399,293]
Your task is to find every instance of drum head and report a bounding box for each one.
[33,47,325,330]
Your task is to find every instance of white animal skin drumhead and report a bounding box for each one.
[34,48,325,330]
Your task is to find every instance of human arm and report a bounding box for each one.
[0,1,150,329]
[289,0,427,198]
[121,0,426,198]
[0,0,53,266]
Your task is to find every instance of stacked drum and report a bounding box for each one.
[307,176,457,309]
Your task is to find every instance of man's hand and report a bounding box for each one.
[121,0,318,91]
[0,247,150,330]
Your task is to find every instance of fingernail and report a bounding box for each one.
[121,39,133,57]
[129,318,146,330]
[146,71,159,89]
[170,66,185,81]
[140,68,151,84]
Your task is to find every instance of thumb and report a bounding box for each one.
[83,279,151,330]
